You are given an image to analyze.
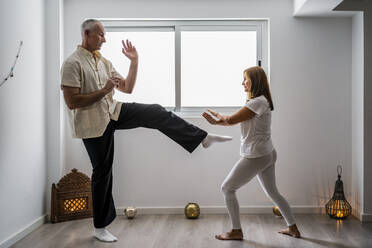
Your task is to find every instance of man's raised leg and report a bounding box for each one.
[114,103,232,153]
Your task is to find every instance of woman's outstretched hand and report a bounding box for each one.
[202,109,227,125]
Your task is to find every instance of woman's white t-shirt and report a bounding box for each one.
[240,95,274,158]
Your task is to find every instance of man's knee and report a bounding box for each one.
[147,104,169,117]
[149,103,164,110]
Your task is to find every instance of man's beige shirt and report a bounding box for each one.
[61,46,123,139]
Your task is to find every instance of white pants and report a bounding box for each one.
[221,149,295,229]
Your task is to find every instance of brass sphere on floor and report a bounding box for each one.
[185,203,200,219]
[273,206,282,217]
[124,207,137,219]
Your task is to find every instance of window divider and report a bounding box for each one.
[175,25,181,112]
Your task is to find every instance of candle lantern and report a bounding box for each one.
[51,169,93,223]
[325,165,352,219]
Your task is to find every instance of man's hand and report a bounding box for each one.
[103,78,119,94]
[111,76,124,88]
[122,39,138,63]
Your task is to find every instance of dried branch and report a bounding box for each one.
[1,41,23,88]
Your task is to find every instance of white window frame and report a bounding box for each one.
[100,19,269,115]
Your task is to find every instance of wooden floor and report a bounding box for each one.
[11,214,372,248]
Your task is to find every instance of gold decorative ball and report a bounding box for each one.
[272,206,282,217]
[124,207,137,219]
[184,203,200,219]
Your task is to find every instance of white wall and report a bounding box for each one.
[332,0,372,223]
[294,0,347,17]
[363,3,372,217]
[45,0,64,219]
[351,11,364,219]
[294,0,308,14]
[0,0,46,246]
[339,0,372,222]
[61,0,352,212]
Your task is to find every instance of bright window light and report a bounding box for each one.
[101,31,175,107]
[181,31,257,107]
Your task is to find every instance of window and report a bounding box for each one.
[100,19,268,113]
[101,30,175,107]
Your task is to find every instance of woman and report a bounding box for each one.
[202,66,301,240]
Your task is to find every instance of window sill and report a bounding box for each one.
[168,107,240,119]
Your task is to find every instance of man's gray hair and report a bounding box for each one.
[81,19,100,38]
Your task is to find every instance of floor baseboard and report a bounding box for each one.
[360,212,372,222]
[0,215,47,248]
[116,206,324,215]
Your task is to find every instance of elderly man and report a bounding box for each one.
[61,19,231,242]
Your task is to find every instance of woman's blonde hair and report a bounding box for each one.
[244,66,274,111]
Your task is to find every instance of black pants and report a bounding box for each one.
[82,103,207,228]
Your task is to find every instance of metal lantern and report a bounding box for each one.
[124,207,137,219]
[272,206,282,217]
[325,165,352,219]
[184,203,200,219]
[51,169,93,223]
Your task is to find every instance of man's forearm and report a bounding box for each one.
[65,88,109,109]
[123,60,138,93]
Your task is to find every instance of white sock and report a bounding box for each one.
[93,228,118,242]
[202,133,233,148]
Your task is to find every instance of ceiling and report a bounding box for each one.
[293,0,358,17]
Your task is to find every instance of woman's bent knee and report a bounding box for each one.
[221,183,235,194]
